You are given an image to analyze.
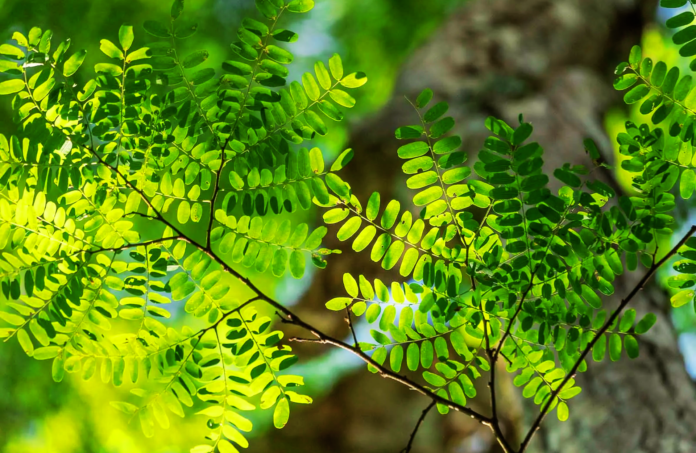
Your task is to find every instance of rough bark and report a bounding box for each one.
[262,0,696,451]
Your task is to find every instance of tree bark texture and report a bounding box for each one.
[260,0,696,452]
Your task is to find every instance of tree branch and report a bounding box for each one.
[345,307,359,347]
[275,304,491,423]
[400,401,436,453]
[479,294,514,453]
[517,224,696,453]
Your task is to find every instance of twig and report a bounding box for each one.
[493,275,536,361]
[276,304,491,423]
[517,224,696,453]
[479,295,514,453]
[400,401,436,453]
[346,307,359,347]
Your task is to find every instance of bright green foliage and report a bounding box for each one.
[325,83,679,424]
[2,2,696,453]
[0,0,366,451]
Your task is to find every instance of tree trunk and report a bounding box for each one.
[263,0,696,451]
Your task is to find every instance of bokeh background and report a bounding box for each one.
[1,0,696,452]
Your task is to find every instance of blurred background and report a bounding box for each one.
[2,0,696,452]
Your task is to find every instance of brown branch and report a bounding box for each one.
[517,224,696,453]
[345,307,359,347]
[493,274,536,362]
[480,295,514,453]
[400,401,436,453]
[277,305,491,423]
[88,236,183,254]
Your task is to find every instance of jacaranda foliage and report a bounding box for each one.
[1,0,696,452]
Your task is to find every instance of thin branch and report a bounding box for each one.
[205,8,286,247]
[275,302,491,423]
[345,307,359,347]
[493,275,536,361]
[400,401,436,453]
[88,236,183,254]
[517,224,696,453]
[479,294,514,453]
[493,202,573,362]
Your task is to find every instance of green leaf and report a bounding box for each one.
[171,0,185,18]
[268,45,294,64]
[111,401,139,415]
[661,0,687,7]
[634,313,657,334]
[413,186,443,206]
[416,89,433,108]
[273,397,290,428]
[580,285,602,309]
[328,53,343,80]
[100,39,124,59]
[0,79,24,95]
[289,251,305,278]
[315,61,331,90]
[592,335,606,362]
[398,142,429,159]
[671,289,694,308]
[64,49,87,77]
[667,11,694,28]
[619,309,636,332]
[17,329,33,356]
[557,402,569,422]
[609,334,622,361]
[288,0,315,13]
[302,73,320,100]
[340,72,368,88]
[119,25,135,51]
[407,343,419,371]
[329,89,356,108]
[326,297,352,311]
[681,169,696,199]
[11,32,27,47]
[396,125,424,140]
[370,329,391,345]
[331,148,354,171]
[390,345,404,372]
[424,102,448,122]
[623,85,650,104]
[177,201,191,224]
[343,273,359,298]
[52,355,64,383]
[217,440,237,453]
[512,123,533,145]
[0,44,24,59]
[305,110,327,135]
[337,217,362,241]
[318,100,343,121]
[422,371,446,387]
[33,346,60,360]
[381,200,400,229]
[628,45,642,66]
[143,20,171,38]
[182,50,209,68]
[613,74,638,90]
[624,335,639,359]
